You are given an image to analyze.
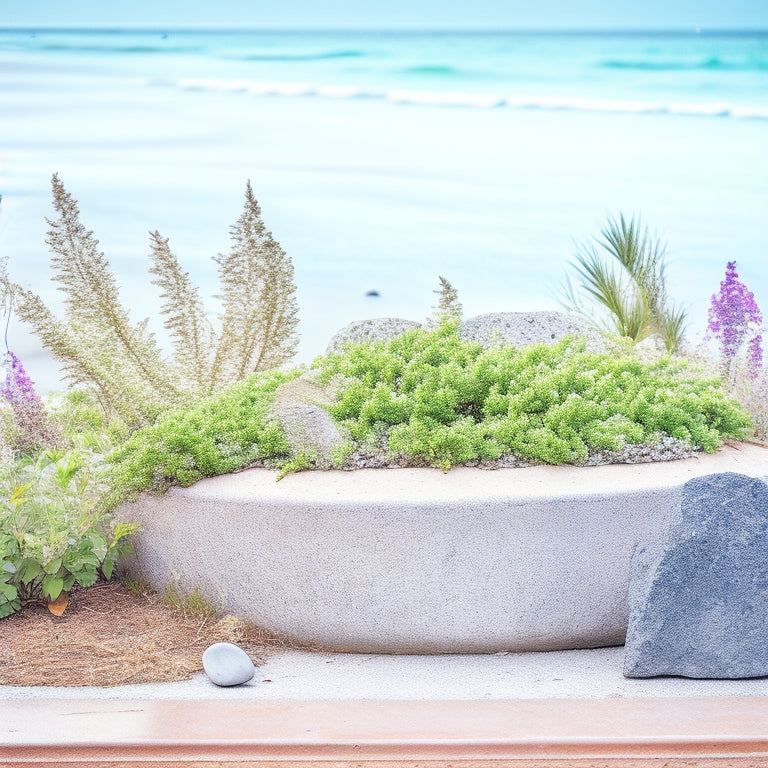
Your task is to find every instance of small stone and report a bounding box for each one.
[624,472,768,679]
[202,642,255,687]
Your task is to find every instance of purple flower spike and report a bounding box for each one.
[708,261,763,379]
[1,350,40,404]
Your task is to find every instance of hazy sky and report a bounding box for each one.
[2,0,767,30]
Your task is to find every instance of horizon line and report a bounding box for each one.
[2,25,767,34]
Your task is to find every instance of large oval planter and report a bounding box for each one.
[118,443,767,653]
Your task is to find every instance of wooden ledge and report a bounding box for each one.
[1,697,767,765]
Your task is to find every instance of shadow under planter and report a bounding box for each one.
[117,443,768,654]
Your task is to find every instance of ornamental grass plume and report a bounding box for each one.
[707,261,763,385]
[428,276,463,328]
[4,176,299,428]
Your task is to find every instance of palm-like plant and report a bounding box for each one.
[560,214,686,353]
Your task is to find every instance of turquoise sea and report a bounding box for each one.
[1,28,766,390]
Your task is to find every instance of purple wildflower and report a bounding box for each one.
[707,261,763,379]
[1,350,60,452]
[2,350,39,403]
[747,334,763,378]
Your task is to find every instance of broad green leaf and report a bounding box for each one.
[21,560,42,584]
[75,568,98,588]
[1,561,16,574]
[0,582,18,601]
[43,558,63,575]
[42,574,64,601]
[101,558,114,579]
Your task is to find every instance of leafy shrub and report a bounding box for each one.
[314,324,749,469]
[0,448,138,617]
[108,369,299,498]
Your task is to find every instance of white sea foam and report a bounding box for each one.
[167,78,768,120]
[386,89,506,109]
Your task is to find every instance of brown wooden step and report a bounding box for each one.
[1,696,767,766]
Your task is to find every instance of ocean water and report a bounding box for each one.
[1,28,766,391]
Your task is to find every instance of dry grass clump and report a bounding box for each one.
[731,364,768,444]
[0,579,291,687]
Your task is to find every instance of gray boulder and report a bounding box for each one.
[326,317,422,355]
[624,472,768,679]
[458,311,608,353]
[202,642,255,686]
[271,372,349,466]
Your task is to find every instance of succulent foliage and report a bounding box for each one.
[108,326,750,485]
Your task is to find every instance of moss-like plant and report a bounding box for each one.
[314,324,749,469]
[107,325,751,487]
[108,368,299,498]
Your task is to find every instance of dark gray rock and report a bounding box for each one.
[202,642,255,686]
[624,472,768,679]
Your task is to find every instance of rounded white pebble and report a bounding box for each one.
[202,642,255,687]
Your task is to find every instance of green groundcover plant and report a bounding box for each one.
[315,324,749,469]
[108,324,751,494]
[108,368,299,498]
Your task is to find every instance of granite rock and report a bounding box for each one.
[271,372,349,466]
[458,311,608,353]
[325,317,422,355]
[202,642,256,686]
[624,472,768,679]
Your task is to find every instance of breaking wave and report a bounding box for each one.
[167,77,768,120]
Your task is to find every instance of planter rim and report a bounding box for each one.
[165,442,768,505]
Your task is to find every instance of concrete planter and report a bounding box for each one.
[119,443,767,653]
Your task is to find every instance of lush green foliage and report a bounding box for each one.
[0,448,138,617]
[108,369,299,497]
[314,324,750,469]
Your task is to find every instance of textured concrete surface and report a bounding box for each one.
[3,646,767,701]
[625,472,768,679]
[117,443,768,653]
